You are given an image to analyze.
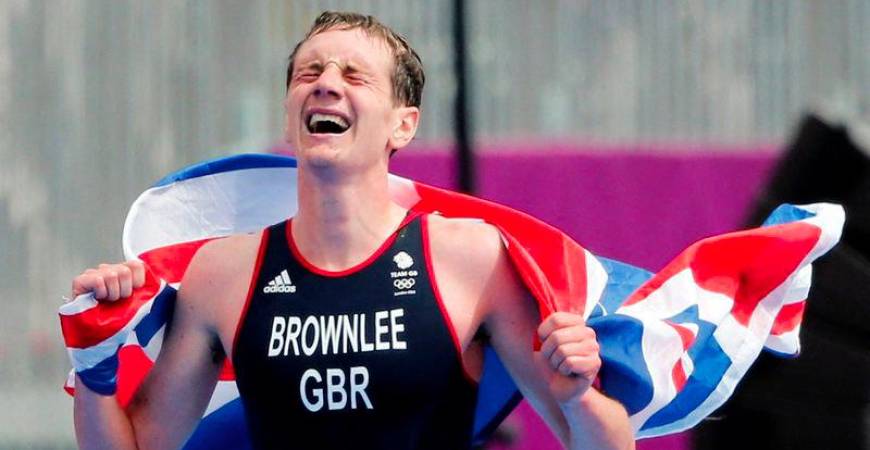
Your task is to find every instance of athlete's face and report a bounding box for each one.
[284,28,419,171]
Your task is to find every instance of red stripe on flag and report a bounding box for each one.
[668,322,696,350]
[667,322,693,391]
[411,182,588,323]
[60,270,161,348]
[623,223,819,328]
[138,238,218,284]
[770,301,805,335]
[114,347,234,409]
[691,223,818,326]
[116,345,154,408]
[219,360,236,381]
[672,360,688,391]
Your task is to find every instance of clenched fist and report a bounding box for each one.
[72,260,145,301]
[536,312,601,405]
[71,260,147,301]
[62,259,154,395]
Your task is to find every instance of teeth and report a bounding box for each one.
[309,113,349,129]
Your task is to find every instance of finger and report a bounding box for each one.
[91,275,108,300]
[548,340,600,371]
[117,265,134,298]
[538,312,586,341]
[540,326,585,359]
[539,326,596,360]
[548,342,588,370]
[103,270,120,301]
[71,275,89,298]
[72,273,107,299]
[126,260,146,288]
[557,355,601,378]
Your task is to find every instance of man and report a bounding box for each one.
[70,11,633,449]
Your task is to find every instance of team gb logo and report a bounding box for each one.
[393,251,414,270]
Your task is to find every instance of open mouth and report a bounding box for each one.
[306,113,351,135]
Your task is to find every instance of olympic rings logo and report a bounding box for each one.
[393,278,416,290]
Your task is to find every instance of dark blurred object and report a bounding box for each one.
[694,114,870,450]
[747,114,870,256]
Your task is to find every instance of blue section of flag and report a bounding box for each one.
[135,286,177,348]
[154,153,297,187]
[593,315,654,415]
[472,347,523,443]
[77,346,122,395]
[641,305,729,430]
[763,203,814,226]
[764,347,801,359]
[643,334,732,430]
[183,398,253,450]
[596,257,653,316]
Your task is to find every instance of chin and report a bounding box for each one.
[296,142,348,169]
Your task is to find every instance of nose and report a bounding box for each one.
[313,64,343,100]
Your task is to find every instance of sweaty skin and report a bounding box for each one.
[72,26,633,450]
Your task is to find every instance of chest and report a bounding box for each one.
[232,218,475,416]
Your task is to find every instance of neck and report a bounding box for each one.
[292,161,408,271]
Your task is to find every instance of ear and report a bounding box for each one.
[387,106,420,153]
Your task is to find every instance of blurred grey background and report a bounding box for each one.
[0,0,868,448]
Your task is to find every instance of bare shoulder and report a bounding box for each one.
[425,214,504,271]
[425,214,525,322]
[178,231,264,329]
[183,232,262,293]
[184,232,262,284]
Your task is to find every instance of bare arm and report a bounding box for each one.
[429,219,633,449]
[480,230,634,450]
[74,312,221,450]
[71,236,254,449]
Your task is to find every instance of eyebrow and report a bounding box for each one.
[296,61,324,72]
[295,54,377,74]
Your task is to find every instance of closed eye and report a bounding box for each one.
[294,71,320,83]
[345,74,367,84]
[343,63,372,84]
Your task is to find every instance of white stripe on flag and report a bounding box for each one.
[203,381,241,417]
[584,250,608,319]
[617,270,735,324]
[123,167,299,259]
[791,204,844,268]
[58,293,100,316]
[638,246,821,436]
[628,316,685,433]
[140,325,166,361]
[66,281,165,371]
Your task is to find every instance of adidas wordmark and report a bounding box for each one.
[264,269,297,294]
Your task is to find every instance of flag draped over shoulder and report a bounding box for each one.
[59,153,844,447]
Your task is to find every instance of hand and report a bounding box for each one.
[536,312,601,405]
[63,260,151,395]
[71,260,147,302]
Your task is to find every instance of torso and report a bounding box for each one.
[220,213,486,449]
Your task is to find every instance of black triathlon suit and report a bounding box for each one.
[232,213,479,449]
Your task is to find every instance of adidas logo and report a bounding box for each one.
[263,269,297,294]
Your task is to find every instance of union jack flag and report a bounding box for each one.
[59,153,843,447]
